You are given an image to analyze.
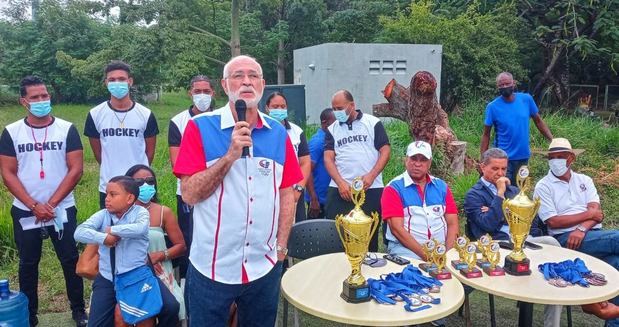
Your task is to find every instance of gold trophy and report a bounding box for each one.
[429,243,452,279]
[476,234,492,268]
[502,166,540,276]
[483,242,505,276]
[459,243,482,278]
[335,177,380,303]
[451,236,469,270]
[419,240,437,272]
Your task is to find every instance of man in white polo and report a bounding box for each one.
[534,137,619,326]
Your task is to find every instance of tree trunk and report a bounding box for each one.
[371,79,409,121]
[230,0,241,56]
[447,141,467,175]
[277,40,285,84]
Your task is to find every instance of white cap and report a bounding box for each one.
[406,141,432,159]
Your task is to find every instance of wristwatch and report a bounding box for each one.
[576,224,588,233]
[276,244,288,256]
[293,184,304,193]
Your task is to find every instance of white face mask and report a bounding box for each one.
[549,158,569,176]
[192,94,212,112]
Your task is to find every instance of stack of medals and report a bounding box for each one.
[368,265,443,312]
[538,258,607,288]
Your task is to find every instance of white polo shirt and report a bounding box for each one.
[168,107,197,195]
[534,170,601,236]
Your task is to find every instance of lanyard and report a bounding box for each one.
[368,265,441,312]
[538,258,591,286]
[29,125,48,179]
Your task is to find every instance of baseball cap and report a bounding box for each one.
[406,141,432,159]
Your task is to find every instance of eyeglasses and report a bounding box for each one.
[228,72,262,81]
[363,253,387,268]
[134,177,155,186]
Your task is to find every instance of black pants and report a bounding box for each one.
[99,191,106,209]
[176,195,193,279]
[294,190,307,223]
[325,187,383,252]
[11,206,85,324]
[88,273,180,327]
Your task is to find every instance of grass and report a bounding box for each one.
[1,92,617,326]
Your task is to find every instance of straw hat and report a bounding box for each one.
[541,138,585,156]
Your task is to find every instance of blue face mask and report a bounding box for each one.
[138,184,156,203]
[268,108,288,122]
[29,100,52,117]
[53,207,66,240]
[107,81,130,99]
[334,109,349,123]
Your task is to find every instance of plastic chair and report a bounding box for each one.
[280,219,345,327]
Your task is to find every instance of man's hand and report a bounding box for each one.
[588,207,604,223]
[308,196,321,218]
[226,121,252,160]
[361,173,376,191]
[103,233,120,247]
[480,206,489,213]
[33,203,55,223]
[566,229,586,249]
[277,251,286,262]
[496,177,510,198]
[336,180,352,201]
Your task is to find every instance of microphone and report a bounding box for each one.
[235,99,250,158]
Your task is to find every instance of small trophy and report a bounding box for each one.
[483,242,505,276]
[502,166,540,276]
[429,244,452,279]
[459,243,482,278]
[451,236,469,270]
[476,234,492,269]
[419,240,438,272]
[335,177,380,303]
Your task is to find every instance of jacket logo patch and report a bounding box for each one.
[258,159,272,176]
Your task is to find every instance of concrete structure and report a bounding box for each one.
[293,43,442,124]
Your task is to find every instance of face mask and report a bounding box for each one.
[268,108,288,122]
[53,207,66,240]
[29,100,52,117]
[193,94,212,112]
[107,81,130,99]
[138,184,156,203]
[499,86,514,98]
[334,109,349,123]
[549,158,569,176]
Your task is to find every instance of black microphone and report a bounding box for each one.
[235,99,250,158]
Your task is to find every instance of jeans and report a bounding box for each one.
[11,206,85,325]
[556,229,619,326]
[89,273,180,327]
[176,195,193,279]
[507,159,528,186]
[185,261,283,327]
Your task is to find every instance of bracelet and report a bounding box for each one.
[30,202,38,210]
[45,203,55,210]
[163,249,169,261]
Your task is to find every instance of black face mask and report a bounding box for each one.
[499,86,514,98]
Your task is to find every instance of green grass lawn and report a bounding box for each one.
[1,92,617,326]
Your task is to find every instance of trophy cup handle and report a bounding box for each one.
[335,215,349,253]
[369,212,380,242]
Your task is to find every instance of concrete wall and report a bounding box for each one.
[293,43,442,124]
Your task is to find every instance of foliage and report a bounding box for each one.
[377,1,527,111]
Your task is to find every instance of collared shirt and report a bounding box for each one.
[381,172,458,258]
[74,205,150,282]
[173,104,303,285]
[534,170,601,236]
[480,177,510,235]
[0,117,82,211]
[304,129,330,205]
[168,106,198,195]
[324,111,390,189]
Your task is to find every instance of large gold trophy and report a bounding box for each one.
[502,166,541,275]
[335,177,380,303]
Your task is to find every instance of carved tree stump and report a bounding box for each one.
[372,71,467,175]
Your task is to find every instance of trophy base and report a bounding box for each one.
[419,263,438,273]
[504,256,531,276]
[340,280,371,303]
[476,259,491,269]
[483,265,506,276]
[451,260,468,270]
[459,267,483,278]
[429,269,452,280]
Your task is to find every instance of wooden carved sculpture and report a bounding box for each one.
[372,71,467,174]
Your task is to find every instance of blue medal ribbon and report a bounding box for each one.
[538,258,591,287]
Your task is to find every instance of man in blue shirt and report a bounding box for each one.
[481,72,553,184]
[305,108,335,218]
